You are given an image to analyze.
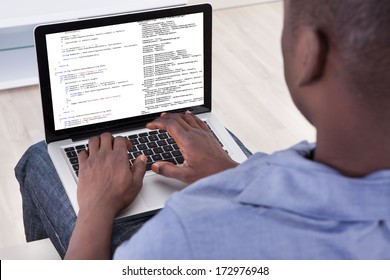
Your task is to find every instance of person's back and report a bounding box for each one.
[115,142,390,259]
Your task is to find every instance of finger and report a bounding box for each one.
[146,114,172,131]
[132,155,147,187]
[182,111,201,129]
[147,113,188,129]
[147,114,189,139]
[113,136,129,152]
[152,161,193,183]
[100,132,114,150]
[125,138,132,151]
[88,136,100,155]
[77,149,88,164]
[145,112,169,131]
[190,112,210,131]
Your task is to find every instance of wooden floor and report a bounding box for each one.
[0,0,315,250]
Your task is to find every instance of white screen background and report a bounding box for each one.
[46,13,204,130]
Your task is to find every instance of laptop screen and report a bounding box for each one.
[46,13,204,131]
[35,4,212,141]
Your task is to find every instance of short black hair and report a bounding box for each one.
[289,0,390,102]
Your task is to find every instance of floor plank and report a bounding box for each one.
[0,86,44,248]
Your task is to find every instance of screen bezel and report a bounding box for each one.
[34,4,212,143]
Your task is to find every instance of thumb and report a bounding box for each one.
[132,155,147,187]
[152,161,192,183]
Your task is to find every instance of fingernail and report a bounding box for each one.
[153,163,160,173]
[140,155,147,163]
[185,110,192,114]
[161,112,167,116]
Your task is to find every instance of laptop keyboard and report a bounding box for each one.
[64,124,224,178]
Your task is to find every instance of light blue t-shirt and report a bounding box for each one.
[114,142,390,259]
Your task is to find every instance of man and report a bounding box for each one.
[16,0,390,259]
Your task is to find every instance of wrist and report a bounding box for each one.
[228,160,239,168]
[66,207,115,260]
[78,203,118,222]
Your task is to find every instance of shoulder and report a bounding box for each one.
[174,140,317,198]
[148,141,319,236]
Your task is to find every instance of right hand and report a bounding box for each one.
[146,112,239,184]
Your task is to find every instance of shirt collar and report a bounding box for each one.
[236,142,390,221]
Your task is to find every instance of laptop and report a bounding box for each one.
[34,3,248,220]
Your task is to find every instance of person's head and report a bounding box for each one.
[282,0,390,127]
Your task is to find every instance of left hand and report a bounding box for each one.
[66,133,147,259]
[77,132,147,218]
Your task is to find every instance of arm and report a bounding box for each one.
[65,133,146,259]
[147,111,239,184]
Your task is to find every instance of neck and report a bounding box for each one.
[315,119,390,177]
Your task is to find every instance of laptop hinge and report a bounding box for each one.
[70,123,147,142]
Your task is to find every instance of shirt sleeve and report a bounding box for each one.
[113,205,192,259]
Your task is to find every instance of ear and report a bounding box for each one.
[297,28,328,87]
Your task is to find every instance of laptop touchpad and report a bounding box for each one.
[140,174,186,208]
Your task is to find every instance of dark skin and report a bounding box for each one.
[282,0,390,177]
[65,0,390,259]
[65,113,237,259]
[147,112,238,183]
[66,133,147,259]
